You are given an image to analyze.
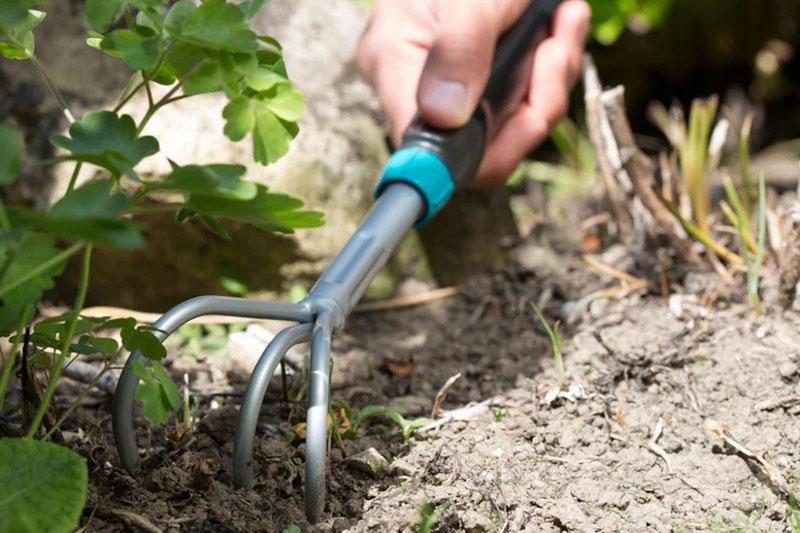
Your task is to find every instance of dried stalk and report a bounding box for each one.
[599,86,702,264]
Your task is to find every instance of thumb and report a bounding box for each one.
[416,0,527,129]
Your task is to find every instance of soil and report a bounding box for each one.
[32,222,800,532]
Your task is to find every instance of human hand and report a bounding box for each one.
[357,0,591,185]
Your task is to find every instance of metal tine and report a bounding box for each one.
[305,309,334,523]
[112,295,314,473]
[232,322,313,489]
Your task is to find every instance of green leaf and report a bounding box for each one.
[9,179,144,247]
[78,334,119,355]
[122,327,166,360]
[152,361,180,409]
[85,0,126,32]
[148,163,257,200]
[0,122,22,184]
[0,9,45,60]
[166,0,257,53]
[108,27,160,70]
[200,215,231,240]
[0,233,67,335]
[50,179,127,219]
[237,0,267,19]
[184,183,323,233]
[132,361,178,425]
[182,60,224,95]
[222,95,255,141]
[50,111,159,179]
[263,83,304,122]
[252,105,297,165]
[0,0,36,30]
[243,66,284,92]
[218,263,248,295]
[0,438,87,533]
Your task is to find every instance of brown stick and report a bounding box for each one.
[599,86,703,265]
[582,54,634,239]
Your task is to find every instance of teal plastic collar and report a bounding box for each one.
[374,147,454,227]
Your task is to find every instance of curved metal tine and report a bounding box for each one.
[112,295,314,473]
[232,322,313,489]
[305,310,334,524]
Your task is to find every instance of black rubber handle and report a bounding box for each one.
[400,0,561,188]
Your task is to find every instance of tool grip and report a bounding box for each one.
[403,0,561,186]
[376,0,562,225]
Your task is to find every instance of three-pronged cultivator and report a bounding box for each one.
[111,0,561,523]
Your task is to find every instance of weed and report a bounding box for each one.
[416,501,448,533]
[531,304,565,381]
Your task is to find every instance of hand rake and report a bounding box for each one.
[112,0,562,523]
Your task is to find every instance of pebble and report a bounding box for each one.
[778,361,798,379]
[345,447,389,476]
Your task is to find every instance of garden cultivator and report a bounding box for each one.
[112,0,561,523]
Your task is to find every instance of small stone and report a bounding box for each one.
[345,447,389,476]
[778,361,798,379]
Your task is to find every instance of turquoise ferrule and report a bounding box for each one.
[374,147,454,227]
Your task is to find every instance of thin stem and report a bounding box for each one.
[0,304,32,412]
[0,243,84,299]
[0,200,10,230]
[26,245,92,438]
[43,362,109,441]
[114,78,146,113]
[67,162,83,193]
[144,77,155,108]
[30,56,74,123]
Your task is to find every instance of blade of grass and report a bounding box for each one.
[657,193,743,265]
[531,304,564,381]
[747,174,767,313]
[722,176,757,253]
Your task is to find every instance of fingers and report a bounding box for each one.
[415,0,529,129]
[356,0,434,144]
[475,0,591,185]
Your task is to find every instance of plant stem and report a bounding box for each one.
[26,245,92,438]
[0,200,10,230]
[0,304,32,412]
[0,243,84,300]
[43,362,109,441]
[114,78,146,113]
[67,162,83,193]
[30,55,74,123]
[129,202,185,214]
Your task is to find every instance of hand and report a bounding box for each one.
[357,0,591,185]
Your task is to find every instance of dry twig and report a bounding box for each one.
[706,419,800,502]
[431,372,462,419]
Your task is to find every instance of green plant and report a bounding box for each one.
[531,304,564,381]
[1,0,320,529]
[329,400,432,444]
[589,0,672,45]
[0,438,88,532]
[508,118,596,197]
[415,500,448,533]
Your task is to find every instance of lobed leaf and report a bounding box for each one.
[165,0,257,54]
[9,179,144,247]
[184,183,323,233]
[132,360,179,425]
[0,233,67,335]
[50,111,159,179]
[0,8,44,60]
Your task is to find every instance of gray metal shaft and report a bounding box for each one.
[306,184,424,318]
